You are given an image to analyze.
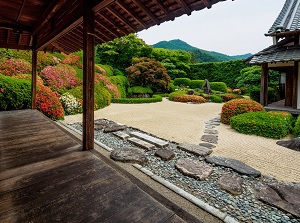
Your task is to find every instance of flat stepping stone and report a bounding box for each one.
[110,147,148,165]
[127,137,155,150]
[205,125,216,129]
[130,131,169,148]
[113,131,130,140]
[253,182,300,218]
[277,138,300,152]
[175,158,213,180]
[218,174,243,195]
[177,143,212,156]
[204,121,220,126]
[201,135,218,144]
[155,148,175,161]
[198,143,216,149]
[103,124,127,133]
[205,156,261,177]
[204,129,218,134]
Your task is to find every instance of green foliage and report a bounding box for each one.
[231,111,294,139]
[126,57,170,93]
[168,91,186,101]
[0,58,31,76]
[208,94,223,103]
[189,60,249,88]
[0,74,31,110]
[250,88,278,104]
[109,75,129,98]
[221,99,265,124]
[95,34,153,72]
[294,116,300,137]
[210,82,228,93]
[97,64,113,76]
[189,80,204,89]
[151,48,192,64]
[168,83,176,93]
[167,69,187,80]
[236,66,280,92]
[220,93,243,102]
[112,95,162,104]
[113,68,124,76]
[129,86,153,94]
[71,66,83,80]
[173,78,191,87]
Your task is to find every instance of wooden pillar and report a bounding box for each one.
[82,1,95,150]
[31,38,37,109]
[260,63,268,106]
[285,69,293,107]
[292,62,298,109]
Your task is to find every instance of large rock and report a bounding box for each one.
[155,148,175,161]
[110,147,148,165]
[103,124,127,133]
[253,182,300,218]
[113,131,130,140]
[276,138,300,152]
[205,156,261,177]
[198,143,216,149]
[130,131,169,148]
[175,158,213,180]
[201,135,218,144]
[177,143,212,156]
[218,174,243,195]
[128,137,155,150]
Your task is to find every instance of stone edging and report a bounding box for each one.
[60,122,239,223]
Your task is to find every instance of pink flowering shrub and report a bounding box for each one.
[0,59,31,76]
[95,65,106,75]
[95,73,120,98]
[40,64,82,93]
[61,53,81,66]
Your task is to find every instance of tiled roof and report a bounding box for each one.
[247,45,300,64]
[267,0,300,36]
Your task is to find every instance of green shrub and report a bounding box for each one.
[250,88,278,104]
[168,91,186,101]
[220,93,243,102]
[109,75,129,98]
[231,111,294,139]
[221,98,265,124]
[96,64,113,76]
[173,94,205,103]
[0,74,31,110]
[173,78,191,87]
[129,86,153,94]
[190,80,204,89]
[113,68,124,76]
[209,95,223,103]
[169,82,176,93]
[72,66,83,80]
[210,82,228,93]
[112,95,162,104]
[294,115,300,137]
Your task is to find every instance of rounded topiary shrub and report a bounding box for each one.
[230,111,294,139]
[220,93,243,102]
[210,82,228,93]
[173,94,205,103]
[209,94,223,103]
[221,99,264,124]
[173,78,191,87]
[190,80,204,89]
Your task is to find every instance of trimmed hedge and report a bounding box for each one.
[128,86,153,94]
[190,80,204,89]
[0,74,31,110]
[220,93,243,102]
[168,91,186,101]
[173,78,191,87]
[112,95,162,104]
[221,98,265,124]
[208,94,223,103]
[231,111,294,139]
[210,82,228,93]
[109,75,129,98]
[173,94,205,103]
[294,115,300,137]
[250,88,278,104]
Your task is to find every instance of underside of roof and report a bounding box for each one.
[267,0,300,37]
[0,0,226,54]
[247,45,300,64]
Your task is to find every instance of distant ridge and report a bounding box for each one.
[152,39,251,62]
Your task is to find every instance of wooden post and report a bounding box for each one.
[285,69,293,107]
[82,1,95,150]
[292,62,298,109]
[260,63,268,106]
[31,37,37,109]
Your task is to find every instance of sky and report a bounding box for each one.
[137,0,286,56]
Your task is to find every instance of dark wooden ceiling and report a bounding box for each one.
[0,0,227,54]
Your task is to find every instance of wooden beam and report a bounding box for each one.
[94,17,119,39]
[16,0,26,22]
[82,1,95,151]
[155,0,174,20]
[131,0,160,24]
[293,62,298,109]
[116,1,147,29]
[106,6,136,32]
[18,34,22,45]
[97,13,127,36]
[31,37,37,109]
[260,63,268,106]
[6,30,10,44]
[0,42,31,50]
[92,0,115,13]
[175,0,191,15]
[51,42,69,53]
[32,0,69,35]
[202,0,212,9]
[0,15,31,32]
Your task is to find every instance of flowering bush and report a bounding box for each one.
[59,92,82,115]
[0,59,31,76]
[40,64,81,93]
[233,89,242,95]
[95,73,120,98]
[14,74,44,85]
[37,52,59,71]
[95,65,106,75]
[220,93,243,102]
[36,84,64,120]
[62,53,81,66]
[231,111,294,139]
[227,88,233,93]
[221,98,264,124]
[173,94,205,103]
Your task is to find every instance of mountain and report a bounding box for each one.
[152,39,251,62]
